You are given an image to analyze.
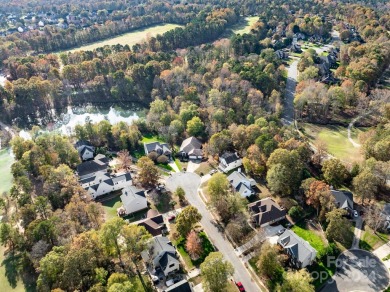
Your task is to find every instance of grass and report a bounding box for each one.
[141,133,165,144]
[0,149,14,194]
[63,23,182,53]
[174,159,183,171]
[100,195,146,222]
[307,260,336,289]
[231,16,259,35]
[174,232,215,269]
[291,221,327,254]
[302,123,368,165]
[383,254,390,261]
[359,225,390,251]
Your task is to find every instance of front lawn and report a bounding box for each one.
[359,225,389,251]
[174,232,215,269]
[291,221,327,255]
[101,195,146,222]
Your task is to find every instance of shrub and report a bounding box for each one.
[157,155,169,164]
[288,206,304,221]
[147,152,158,162]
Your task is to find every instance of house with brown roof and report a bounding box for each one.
[136,210,166,237]
[248,198,286,227]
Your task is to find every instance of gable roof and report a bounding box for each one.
[151,236,176,257]
[79,145,94,158]
[180,137,202,154]
[277,229,316,264]
[331,190,353,210]
[248,198,286,226]
[77,155,109,177]
[144,141,172,155]
[220,152,241,164]
[136,210,165,236]
[227,171,254,197]
[165,280,192,292]
[120,186,147,214]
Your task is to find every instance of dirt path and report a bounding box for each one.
[347,117,362,148]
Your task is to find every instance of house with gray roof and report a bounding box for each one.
[277,229,317,268]
[178,137,202,161]
[219,152,242,173]
[135,209,166,237]
[76,154,109,179]
[248,197,286,227]
[75,140,95,161]
[331,189,354,215]
[144,141,172,159]
[142,236,180,276]
[117,186,148,216]
[80,171,132,200]
[227,171,256,198]
[165,280,193,292]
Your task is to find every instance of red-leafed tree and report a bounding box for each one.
[185,230,203,260]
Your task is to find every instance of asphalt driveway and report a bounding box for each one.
[164,172,262,292]
[321,249,389,292]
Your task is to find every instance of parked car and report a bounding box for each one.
[209,169,217,175]
[353,210,359,217]
[166,279,174,287]
[277,228,285,235]
[150,274,159,284]
[235,281,245,292]
[167,214,176,221]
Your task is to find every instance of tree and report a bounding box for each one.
[256,243,283,280]
[117,150,132,171]
[305,180,331,217]
[243,145,266,176]
[325,209,354,247]
[175,187,185,201]
[37,246,66,291]
[186,230,203,260]
[207,173,230,203]
[176,206,202,236]
[107,273,133,292]
[280,269,315,292]
[365,204,386,233]
[99,218,126,267]
[353,169,380,204]
[322,159,349,187]
[200,252,234,292]
[186,116,205,137]
[136,157,160,187]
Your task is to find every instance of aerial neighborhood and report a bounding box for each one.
[0,1,389,292]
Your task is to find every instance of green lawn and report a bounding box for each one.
[231,16,259,35]
[0,149,14,194]
[64,23,183,53]
[291,222,327,255]
[359,225,389,251]
[141,133,166,144]
[302,123,368,165]
[101,195,122,220]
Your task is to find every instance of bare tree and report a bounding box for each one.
[117,150,132,171]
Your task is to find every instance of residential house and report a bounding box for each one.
[142,236,180,277]
[144,142,172,159]
[75,140,95,161]
[227,171,256,198]
[80,171,132,200]
[275,50,289,60]
[165,280,193,292]
[178,136,202,161]
[117,186,148,216]
[290,43,302,53]
[331,190,354,215]
[248,198,286,227]
[136,209,166,237]
[219,152,242,173]
[277,229,317,268]
[76,154,109,179]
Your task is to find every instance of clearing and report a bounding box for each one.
[64,23,182,53]
[231,16,259,35]
[302,123,368,165]
[0,149,13,194]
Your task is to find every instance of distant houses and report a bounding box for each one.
[178,137,202,161]
[277,229,317,268]
[219,152,242,173]
[248,198,286,227]
[227,171,256,198]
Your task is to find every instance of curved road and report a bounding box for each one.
[165,172,263,292]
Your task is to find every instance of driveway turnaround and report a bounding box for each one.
[321,249,389,292]
[165,172,262,292]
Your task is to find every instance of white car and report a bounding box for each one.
[353,210,359,218]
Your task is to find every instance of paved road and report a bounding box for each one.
[282,59,298,125]
[321,249,389,292]
[164,172,262,292]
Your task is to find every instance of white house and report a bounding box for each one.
[118,186,148,216]
[219,152,242,173]
[75,141,95,161]
[142,236,180,276]
[80,172,132,199]
[227,171,256,198]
